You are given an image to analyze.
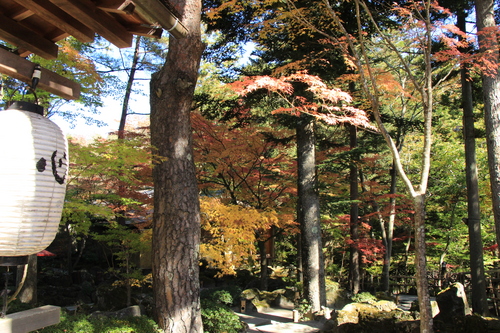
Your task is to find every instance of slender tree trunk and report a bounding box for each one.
[118,35,141,138]
[475,0,500,255]
[413,195,432,333]
[458,10,489,315]
[327,1,434,330]
[150,0,204,331]
[297,114,326,312]
[348,125,360,294]
[381,162,397,292]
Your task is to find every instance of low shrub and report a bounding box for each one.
[200,285,242,306]
[34,311,162,333]
[201,299,246,333]
[351,291,378,304]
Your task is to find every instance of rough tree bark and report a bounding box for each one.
[297,114,326,312]
[149,0,204,331]
[474,0,500,258]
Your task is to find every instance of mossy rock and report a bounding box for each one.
[409,300,440,317]
[240,288,260,300]
[326,281,348,309]
[240,288,291,311]
[334,301,408,326]
[259,290,279,303]
[373,300,397,312]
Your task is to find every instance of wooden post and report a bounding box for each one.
[0,305,60,333]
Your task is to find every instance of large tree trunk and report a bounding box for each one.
[150,0,204,331]
[475,0,500,255]
[297,114,326,313]
[458,11,489,316]
[348,125,360,294]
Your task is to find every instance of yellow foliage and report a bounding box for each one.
[200,197,280,276]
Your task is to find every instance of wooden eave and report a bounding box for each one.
[0,0,187,99]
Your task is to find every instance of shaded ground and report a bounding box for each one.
[236,307,323,333]
[236,294,426,332]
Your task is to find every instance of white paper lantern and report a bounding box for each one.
[0,102,68,264]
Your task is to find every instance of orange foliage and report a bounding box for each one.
[200,197,284,276]
[233,71,377,131]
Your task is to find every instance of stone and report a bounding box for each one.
[409,300,440,317]
[90,305,143,319]
[434,282,469,322]
[241,288,260,300]
[373,300,397,312]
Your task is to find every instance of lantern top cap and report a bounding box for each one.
[6,101,44,116]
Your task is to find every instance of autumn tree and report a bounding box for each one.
[63,132,154,272]
[283,1,472,331]
[199,197,282,276]
[236,71,375,313]
[149,0,204,331]
[202,0,403,299]
[192,112,297,288]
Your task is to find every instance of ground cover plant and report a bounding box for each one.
[34,311,162,333]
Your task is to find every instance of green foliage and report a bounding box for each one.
[201,289,233,306]
[201,286,243,307]
[35,311,162,333]
[351,292,378,304]
[92,223,147,284]
[295,299,312,318]
[200,299,245,333]
[199,287,245,333]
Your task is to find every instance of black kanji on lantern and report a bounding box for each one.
[36,150,67,185]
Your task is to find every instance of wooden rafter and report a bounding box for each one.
[0,0,187,99]
[0,12,58,59]
[50,0,133,48]
[12,0,94,43]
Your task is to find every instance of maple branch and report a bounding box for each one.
[356,0,423,95]
[322,0,415,197]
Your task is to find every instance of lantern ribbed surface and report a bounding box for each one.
[0,108,68,257]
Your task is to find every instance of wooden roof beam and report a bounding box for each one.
[12,0,95,43]
[127,25,162,38]
[50,0,133,48]
[0,12,58,59]
[8,7,34,20]
[96,0,136,14]
[0,47,80,100]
